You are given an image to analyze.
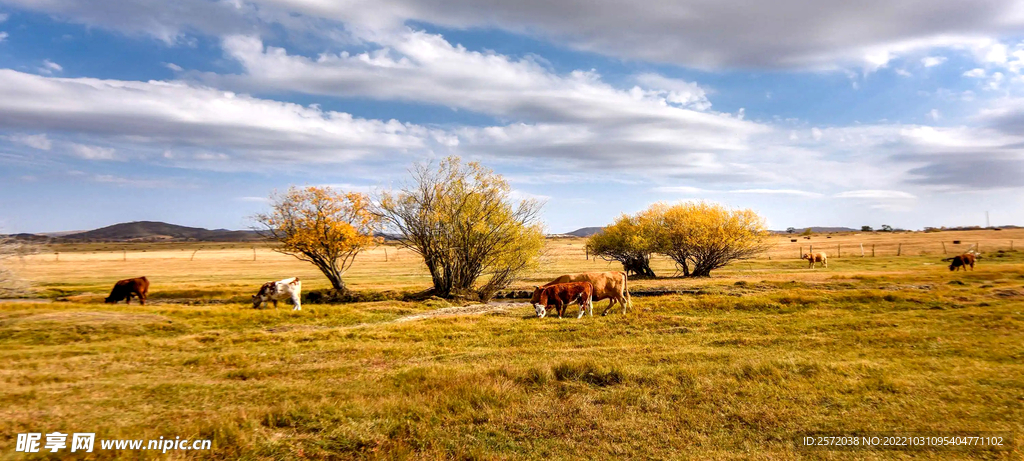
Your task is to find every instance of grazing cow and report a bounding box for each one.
[539,271,631,316]
[531,282,594,319]
[948,253,976,272]
[105,277,149,305]
[802,252,828,269]
[252,277,302,310]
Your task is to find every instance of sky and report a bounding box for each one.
[1,1,1024,234]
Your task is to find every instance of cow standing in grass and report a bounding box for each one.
[105,277,149,305]
[252,277,302,310]
[531,281,594,319]
[802,252,828,269]
[540,271,631,316]
[948,253,976,271]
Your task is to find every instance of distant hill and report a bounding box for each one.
[772,226,857,234]
[564,227,604,237]
[61,221,261,242]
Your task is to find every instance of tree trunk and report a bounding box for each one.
[689,264,713,277]
[326,270,347,293]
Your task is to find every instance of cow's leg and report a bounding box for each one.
[291,293,301,311]
[272,299,278,308]
[138,291,146,305]
[601,298,616,316]
[621,295,628,315]
[823,259,828,268]
[125,294,131,305]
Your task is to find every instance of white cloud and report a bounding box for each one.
[6,0,1024,71]
[651,185,705,194]
[70,143,117,160]
[921,56,947,67]
[811,127,823,140]
[634,73,712,110]
[835,190,917,199]
[0,13,8,22]
[92,174,191,188]
[39,60,63,75]
[728,189,823,197]
[927,109,941,120]
[0,69,434,166]
[164,62,183,72]
[236,196,270,202]
[0,32,8,42]
[215,33,733,129]
[6,133,52,150]
[895,68,912,77]
[207,32,762,171]
[963,68,986,78]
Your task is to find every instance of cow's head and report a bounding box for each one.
[530,286,546,318]
[104,296,117,304]
[801,253,810,260]
[251,294,264,309]
[948,257,961,271]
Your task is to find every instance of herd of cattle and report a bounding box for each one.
[101,253,980,317]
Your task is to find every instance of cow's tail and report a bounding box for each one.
[622,272,632,310]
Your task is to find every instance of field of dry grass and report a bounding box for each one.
[2,229,1023,459]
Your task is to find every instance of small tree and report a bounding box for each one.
[801,228,813,236]
[659,202,769,277]
[585,207,661,277]
[376,156,545,300]
[861,225,873,232]
[880,224,893,232]
[253,186,380,293]
[786,227,796,234]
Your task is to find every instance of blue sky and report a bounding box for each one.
[2,1,1024,233]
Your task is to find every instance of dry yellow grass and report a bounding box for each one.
[2,229,1022,459]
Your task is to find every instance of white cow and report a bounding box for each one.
[251,277,302,310]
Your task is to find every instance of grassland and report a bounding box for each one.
[2,230,1023,459]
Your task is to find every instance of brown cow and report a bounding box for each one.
[105,277,149,305]
[802,252,828,269]
[949,253,976,271]
[531,282,593,319]
[539,271,631,316]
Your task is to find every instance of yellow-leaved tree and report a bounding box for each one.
[660,201,769,277]
[376,156,545,301]
[253,186,381,293]
[585,206,664,277]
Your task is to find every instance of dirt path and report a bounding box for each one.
[393,302,530,323]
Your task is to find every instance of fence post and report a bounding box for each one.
[897,243,902,256]
[838,243,841,258]
[799,246,802,258]
[872,244,875,257]
[55,252,59,262]
[253,246,256,261]
[942,242,946,254]
[384,248,388,262]
[860,243,864,257]
[123,248,127,261]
